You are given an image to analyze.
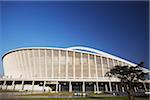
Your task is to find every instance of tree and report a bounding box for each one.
[105,62,149,100]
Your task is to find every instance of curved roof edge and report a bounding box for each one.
[1,47,67,61]
[2,46,149,73]
[67,46,137,66]
[1,46,137,67]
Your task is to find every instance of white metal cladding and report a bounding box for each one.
[2,46,140,79]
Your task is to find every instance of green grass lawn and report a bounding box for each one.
[0,91,149,100]
[19,92,74,96]
[0,89,19,92]
[9,97,149,100]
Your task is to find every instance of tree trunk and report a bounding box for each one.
[127,89,135,100]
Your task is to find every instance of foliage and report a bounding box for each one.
[105,62,149,100]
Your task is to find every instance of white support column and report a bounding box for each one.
[94,83,96,92]
[105,83,108,92]
[66,50,68,79]
[69,81,72,92]
[5,82,8,90]
[73,51,75,79]
[82,81,85,92]
[81,53,83,78]
[94,55,98,79]
[100,56,104,77]
[116,83,118,92]
[12,81,15,90]
[122,86,125,92]
[43,81,46,92]
[45,49,47,78]
[88,54,91,78]
[56,81,58,93]
[143,82,147,91]
[96,82,99,92]
[109,82,112,92]
[59,83,61,92]
[2,80,6,90]
[58,50,61,79]
[32,81,34,91]
[51,50,54,79]
[21,81,24,90]
[38,49,41,78]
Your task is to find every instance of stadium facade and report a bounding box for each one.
[0,46,149,92]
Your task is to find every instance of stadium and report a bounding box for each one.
[0,46,149,93]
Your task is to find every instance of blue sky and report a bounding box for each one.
[0,1,149,76]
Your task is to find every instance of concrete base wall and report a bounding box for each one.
[0,80,148,93]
